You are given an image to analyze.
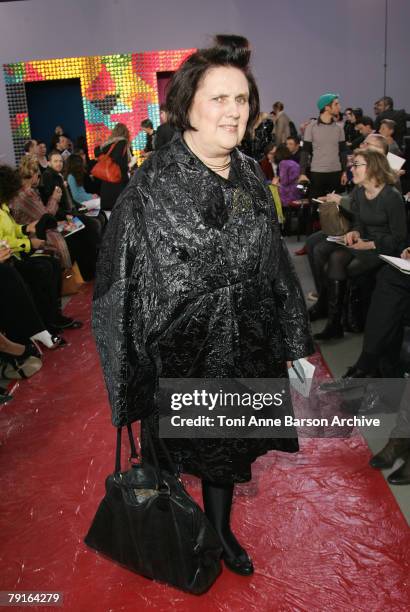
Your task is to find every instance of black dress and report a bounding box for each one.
[93,135,314,483]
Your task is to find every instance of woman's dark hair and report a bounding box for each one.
[0,165,22,203]
[264,142,276,156]
[166,34,259,136]
[352,107,363,122]
[141,119,153,129]
[65,154,85,185]
[274,143,291,163]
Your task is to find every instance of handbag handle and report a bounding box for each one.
[114,422,179,481]
[115,423,138,473]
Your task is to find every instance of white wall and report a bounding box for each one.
[1,0,409,164]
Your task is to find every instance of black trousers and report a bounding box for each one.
[357,265,410,375]
[0,262,45,343]
[306,231,339,292]
[13,255,62,331]
[309,171,342,199]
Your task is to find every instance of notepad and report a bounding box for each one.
[379,254,410,274]
[288,358,316,397]
[387,152,406,171]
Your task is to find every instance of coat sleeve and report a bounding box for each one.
[373,188,407,255]
[92,181,157,426]
[271,230,315,361]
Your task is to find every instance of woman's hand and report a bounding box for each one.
[271,177,280,186]
[286,361,293,369]
[340,172,348,186]
[325,193,342,204]
[298,174,309,183]
[344,231,360,246]
[30,237,45,250]
[0,245,11,262]
[350,239,375,250]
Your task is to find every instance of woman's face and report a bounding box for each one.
[37,143,47,157]
[351,154,368,185]
[187,66,250,155]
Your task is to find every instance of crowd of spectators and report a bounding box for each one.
[1,94,409,483]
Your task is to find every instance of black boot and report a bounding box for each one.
[369,438,410,469]
[343,282,364,333]
[308,287,327,321]
[202,480,254,576]
[314,280,346,340]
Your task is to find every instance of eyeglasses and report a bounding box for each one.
[351,162,367,168]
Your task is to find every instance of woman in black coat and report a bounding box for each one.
[94,123,130,211]
[93,36,313,576]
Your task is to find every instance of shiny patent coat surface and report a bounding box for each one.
[93,135,314,483]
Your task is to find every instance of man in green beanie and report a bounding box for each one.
[300,93,348,198]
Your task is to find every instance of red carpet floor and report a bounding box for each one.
[1,285,409,612]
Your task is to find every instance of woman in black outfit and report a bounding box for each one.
[93,36,313,576]
[94,123,130,212]
[315,148,407,340]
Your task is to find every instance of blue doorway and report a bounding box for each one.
[25,78,86,149]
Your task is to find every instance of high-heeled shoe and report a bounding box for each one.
[222,549,254,576]
[0,341,41,363]
[49,335,68,349]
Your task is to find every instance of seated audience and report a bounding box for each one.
[94,123,130,212]
[41,152,100,280]
[307,133,390,302]
[0,164,79,335]
[65,154,99,206]
[140,119,156,159]
[36,141,49,173]
[259,143,276,181]
[343,107,358,145]
[73,147,100,195]
[378,119,403,155]
[351,116,374,149]
[374,96,409,147]
[155,104,175,150]
[0,242,64,349]
[10,155,71,270]
[286,136,301,164]
[55,134,72,161]
[23,139,38,157]
[314,148,407,341]
[273,145,301,195]
[272,144,301,235]
[241,112,274,161]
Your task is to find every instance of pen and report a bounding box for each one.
[292,364,304,384]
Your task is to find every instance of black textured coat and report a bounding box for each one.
[93,135,313,483]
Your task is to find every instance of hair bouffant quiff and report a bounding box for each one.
[0,165,22,203]
[166,34,260,136]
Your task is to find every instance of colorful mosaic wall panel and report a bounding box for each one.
[3,49,195,163]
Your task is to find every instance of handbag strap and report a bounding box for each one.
[114,421,179,481]
[114,423,139,473]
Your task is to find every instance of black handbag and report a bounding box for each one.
[84,424,222,594]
